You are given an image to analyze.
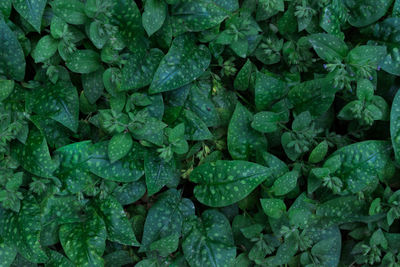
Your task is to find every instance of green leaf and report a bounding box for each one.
[308,140,329,164]
[12,130,57,178]
[271,171,299,196]
[149,34,211,94]
[60,210,106,267]
[140,189,194,253]
[261,198,286,219]
[66,50,101,74]
[94,196,139,246]
[347,45,387,69]
[391,89,400,164]
[0,238,17,267]
[308,33,348,63]
[170,0,239,34]
[46,250,73,267]
[345,0,393,27]
[142,0,167,36]
[0,0,12,18]
[234,59,254,91]
[0,79,14,102]
[182,210,236,267]
[144,150,179,196]
[121,49,164,91]
[181,109,213,141]
[228,102,267,160]
[0,17,26,81]
[251,111,282,133]
[82,68,104,104]
[13,0,47,32]
[27,81,79,132]
[112,180,146,205]
[324,141,393,193]
[190,160,273,207]
[255,72,287,110]
[108,133,133,163]
[52,0,87,25]
[4,196,48,263]
[31,35,59,63]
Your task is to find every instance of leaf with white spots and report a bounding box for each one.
[13,0,47,32]
[27,81,79,132]
[255,72,287,111]
[82,68,105,104]
[391,89,400,164]
[42,195,83,225]
[144,150,179,196]
[228,102,267,160]
[140,189,195,253]
[46,250,73,267]
[347,45,387,70]
[66,50,101,74]
[108,132,133,163]
[59,210,106,267]
[270,171,299,196]
[142,0,167,36]
[323,141,393,193]
[121,49,164,91]
[31,35,59,63]
[260,198,286,219]
[180,109,213,141]
[170,0,239,35]
[345,0,393,27]
[3,195,48,263]
[0,238,17,267]
[94,195,139,246]
[112,180,146,205]
[12,129,57,178]
[51,0,88,25]
[308,33,349,63]
[190,160,273,207]
[0,79,14,102]
[0,17,26,81]
[149,34,211,94]
[0,0,12,18]
[234,59,254,91]
[182,210,236,267]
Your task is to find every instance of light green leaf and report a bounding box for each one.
[52,0,88,25]
[182,210,236,267]
[271,171,299,196]
[261,198,286,219]
[13,0,47,32]
[308,141,329,164]
[60,210,106,267]
[251,111,282,133]
[108,133,133,163]
[94,196,139,246]
[347,45,387,69]
[149,34,211,94]
[0,17,26,81]
[190,160,273,207]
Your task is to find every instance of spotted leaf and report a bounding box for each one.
[0,238,17,267]
[182,210,236,267]
[27,81,79,132]
[13,0,47,32]
[190,160,273,207]
[0,17,26,81]
[228,102,267,160]
[59,210,106,267]
[345,0,393,27]
[142,0,167,36]
[66,50,100,74]
[308,33,349,63]
[108,132,133,163]
[3,195,48,263]
[140,189,195,253]
[94,196,139,246]
[51,0,87,25]
[149,34,211,94]
[121,49,164,91]
[391,89,400,164]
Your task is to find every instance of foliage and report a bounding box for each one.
[1,0,400,266]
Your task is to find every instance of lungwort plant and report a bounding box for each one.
[2,0,400,266]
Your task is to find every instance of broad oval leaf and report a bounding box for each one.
[52,0,87,25]
[190,160,273,207]
[182,210,236,267]
[391,89,400,164]
[32,35,59,63]
[13,0,47,32]
[308,33,348,63]
[108,133,133,163]
[149,34,211,94]
[66,50,101,74]
[59,210,106,267]
[0,18,26,81]
[345,0,393,27]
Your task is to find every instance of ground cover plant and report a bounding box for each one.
[2,0,400,266]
